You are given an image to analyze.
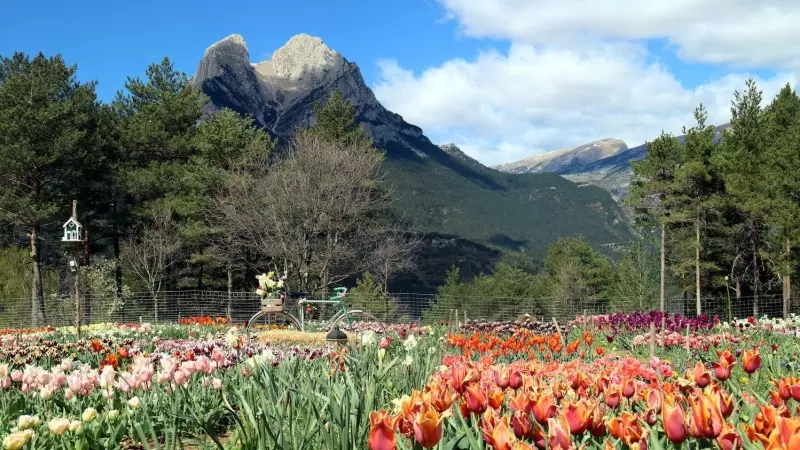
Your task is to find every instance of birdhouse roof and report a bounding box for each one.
[62,217,82,228]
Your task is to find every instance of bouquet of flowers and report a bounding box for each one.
[256,271,285,300]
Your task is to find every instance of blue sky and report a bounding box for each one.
[0,0,479,101]
[2,0,797,165]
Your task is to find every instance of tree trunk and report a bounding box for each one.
[695,216,701,316]
[83,229,92,324]
[735,277,742,308]
[752,240,759,318]
[29,224,46,327]
[112,193,122,298]
[226,262,233,320]
[660,223,666,313]
[784,239,792,318]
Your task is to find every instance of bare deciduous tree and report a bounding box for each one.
[217,132,390,292]
[369,226,422,295]
[121,207,182,320]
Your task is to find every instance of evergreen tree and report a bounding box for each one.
[715,79,770,316]
[627,131,683,313]
[763,84,800,317]
[0,52,104,325]
[672,105,724,314]
[306,90,373,149]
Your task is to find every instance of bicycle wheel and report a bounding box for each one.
[247,311,302,332]
[331,309,387,334]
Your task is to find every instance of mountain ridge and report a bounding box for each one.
[192,33,633,280]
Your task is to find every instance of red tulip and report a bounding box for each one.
[368,411,397,450]
[509,368,523,390]
[495,367,510,389]
[716,424,739,450]
[604,385,621,408]
[742,349,762,374]
[511,409,533,439]
[532,393,557,425]
[662,394,688,444]
[691,362,711,388]
[547,416,574,450]
[465,383,488,415]
[563,400,592,435]
[712,349,736,381]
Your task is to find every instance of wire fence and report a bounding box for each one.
[0,290,797,330]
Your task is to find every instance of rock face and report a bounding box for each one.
[194,33,429,153]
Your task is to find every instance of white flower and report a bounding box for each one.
[17,415,39,430]
[403,334,418,351]
[106,410,120,421]
[377,348,386,361]
[68,420,82,432]
[428,347,437,355]
[39,386,53,401]
[403,355,414,366]
[48,418,70,435]
[81,407,97,423]
[128,396,141,409]
[360,330,377,346]
[276,279,284,289]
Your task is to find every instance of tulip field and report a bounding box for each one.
[1,313,800,449]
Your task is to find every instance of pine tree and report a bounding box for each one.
[627,131,683,314]
[673,105,724,314]
[763,83,800,317]
[715,79,770,316]
[0,52,104,325]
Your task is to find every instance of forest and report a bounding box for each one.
[1,51,798,327]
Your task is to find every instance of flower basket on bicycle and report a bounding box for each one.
[256,272,286,313]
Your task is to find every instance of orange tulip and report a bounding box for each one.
[368,411,397,450]
[513,441,535,450]
[716,423,739,450]
[712,387,734,418]
[547,416,575,450]
[488,385,505,410]
[532,393,557,425]
[584,331,593,346]
[691,362,711,388]
[755,405,778,436]
[712,349,736,381]
[412,403,450,448]
[688,393,724,439]
[770,390,784,408]
[465,383,488,415]
[482,414,515,450]
[742,349,762,374]
[508,392,533,414]
[645,388,662,413]
[563,400,593,435]
[662,394,688,444]
[767,416,800,450]
[606,416,625,441]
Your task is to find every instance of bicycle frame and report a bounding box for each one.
[297,287,350,330]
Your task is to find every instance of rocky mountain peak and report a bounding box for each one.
[203,34,248,58]
[255,34,345,85]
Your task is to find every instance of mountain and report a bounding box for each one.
[494,138,628,174]
[495,127,729,200]
[193,34,633,286]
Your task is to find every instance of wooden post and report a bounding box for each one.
[685,324,690,355]
[649,321,655,361]
[73,201,81,339]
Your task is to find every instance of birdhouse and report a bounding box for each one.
[62,217,83,242]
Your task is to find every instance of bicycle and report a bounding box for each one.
[245,273,385,339]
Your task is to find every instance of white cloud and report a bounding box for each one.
[372,2,799,166]
[438,0,800,68]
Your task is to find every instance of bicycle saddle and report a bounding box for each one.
[285,291,309,299]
